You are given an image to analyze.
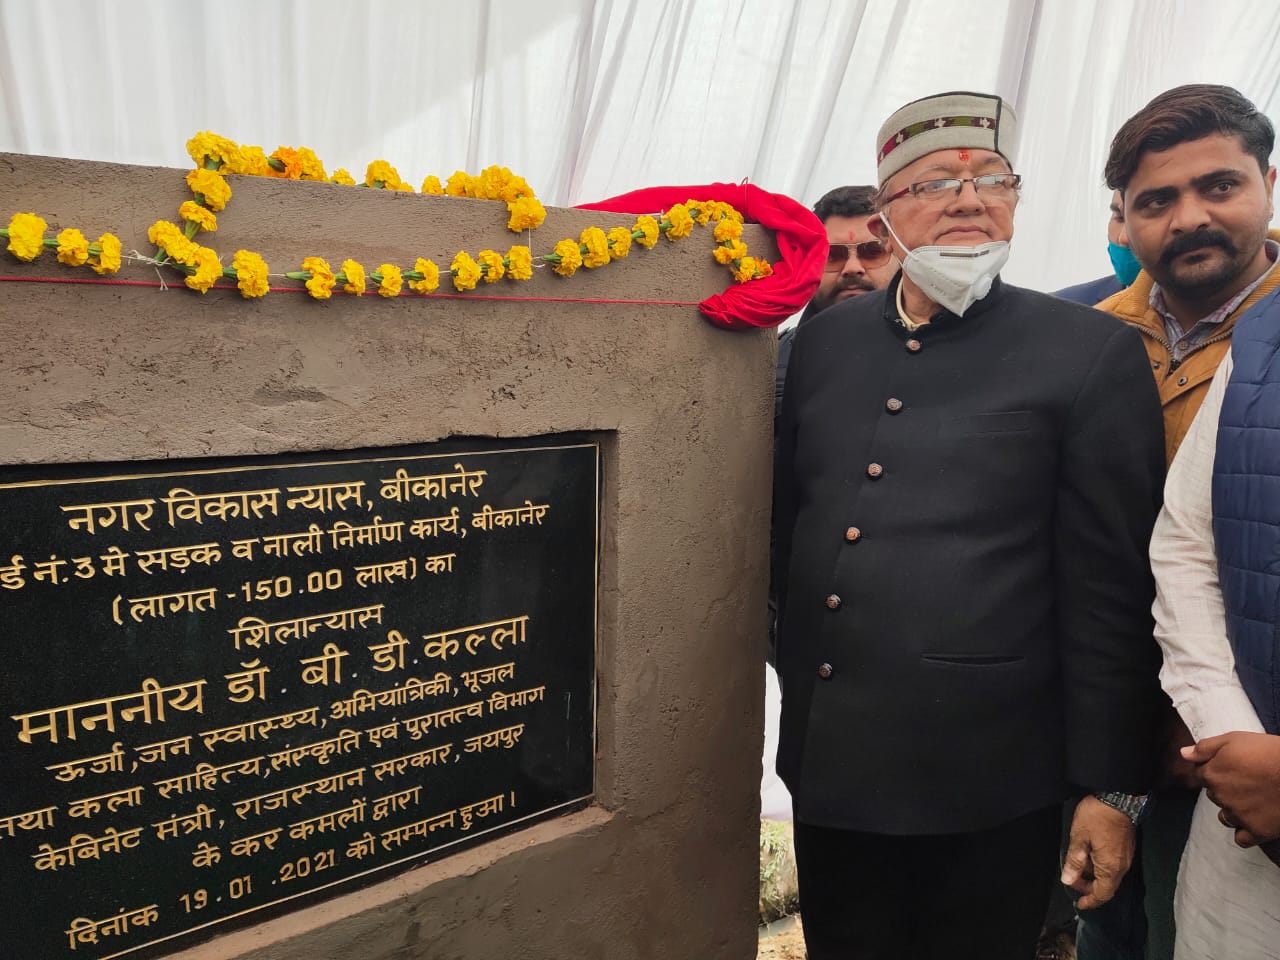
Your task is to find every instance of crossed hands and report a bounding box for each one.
[1182,731,1280,867]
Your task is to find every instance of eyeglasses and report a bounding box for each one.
[881,173,1022,205]
[825,239,892,271]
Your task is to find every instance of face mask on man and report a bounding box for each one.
[879,211,1009,317]
[1108,241,1142,287]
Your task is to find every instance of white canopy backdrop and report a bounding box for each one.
[2,0,1278,293]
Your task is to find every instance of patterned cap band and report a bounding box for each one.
[875,92,1018,185]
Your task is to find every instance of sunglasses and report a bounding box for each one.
[825,239,891,271]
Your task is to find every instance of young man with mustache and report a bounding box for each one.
[1100,84,1280,960]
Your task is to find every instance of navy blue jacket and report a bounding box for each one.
[1211,287,1280,735]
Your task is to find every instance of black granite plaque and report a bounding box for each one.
[0,437,598,959]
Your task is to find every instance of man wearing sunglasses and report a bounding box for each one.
[772,91,1166,960]
[775,186,898,422]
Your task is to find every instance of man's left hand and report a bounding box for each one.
[1182,731,1280,847]
[1061,795,1136,909]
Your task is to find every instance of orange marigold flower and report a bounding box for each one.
[477,249,506,283]
[375,263,403,297]
[268,146,304,179]
[755,259,774,278]
[505,245,534,281]
[580,227,610,268]
[451,251,482,291]
[302,256,336,300]
[340,259,366,295]
[55,227,90,266]
[607,227,632,260]
[551,239,583,277]
[633,215,660,249]
[408,257,440,293]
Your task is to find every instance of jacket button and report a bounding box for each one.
[817,662,834,679]
[867,462,883,479]
[885,397,903,413]
[825,594,841,610]
[845,526,861,543]
[1177,375,1188,386]
[906,339,922,353]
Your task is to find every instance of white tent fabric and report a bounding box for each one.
[2,0,1278,292]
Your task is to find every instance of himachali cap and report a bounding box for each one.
[876,91,1018,185]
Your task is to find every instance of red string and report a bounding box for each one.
[0,273,702,306]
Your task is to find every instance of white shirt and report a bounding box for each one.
[1149,356,1280,959]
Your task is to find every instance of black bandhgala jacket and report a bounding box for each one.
[772,274,1166,835]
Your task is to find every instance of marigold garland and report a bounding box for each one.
[7,135,774,298]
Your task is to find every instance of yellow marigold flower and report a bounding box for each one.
[476,166,510,201]
[296,147,327,181]
[186,169,232,211]
[713,218,743,243]
[229,145,272,177]
[551,238,583,278]
[408,257,440,293]
[732,256,758,283]
[499,175,535,204]
[421,176,444,195]
[506,245,533,281]
[392,181,415,192]
[6,212,47,261]
[375,263,403,298]
[55,227,90,266]
[302,256,336,300]
[506,195,546,233]
[88,232,122,275]
[329,168,356,186]
[634,215,660,249]
[445,171,474,197]
[580,227,610,269]
[713,239,750,264]
[365,160,404,189]
[185,131,239,168]
[340,259,366,295]
[178,200,217,233]
[477,249,505,283]
[606,227,632,260]
[689,202,713,225]
[185,246,223,293]
[232,249,270,298]
[148,220,198,265]
[664,204,694,240]
[451,251,482,291]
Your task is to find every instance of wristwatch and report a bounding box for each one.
[1095,791,1150,824]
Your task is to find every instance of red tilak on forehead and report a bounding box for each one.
[957,149,970,162]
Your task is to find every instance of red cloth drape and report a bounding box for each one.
[577,182,825,330]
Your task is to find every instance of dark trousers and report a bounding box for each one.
[794,805,1061,960]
